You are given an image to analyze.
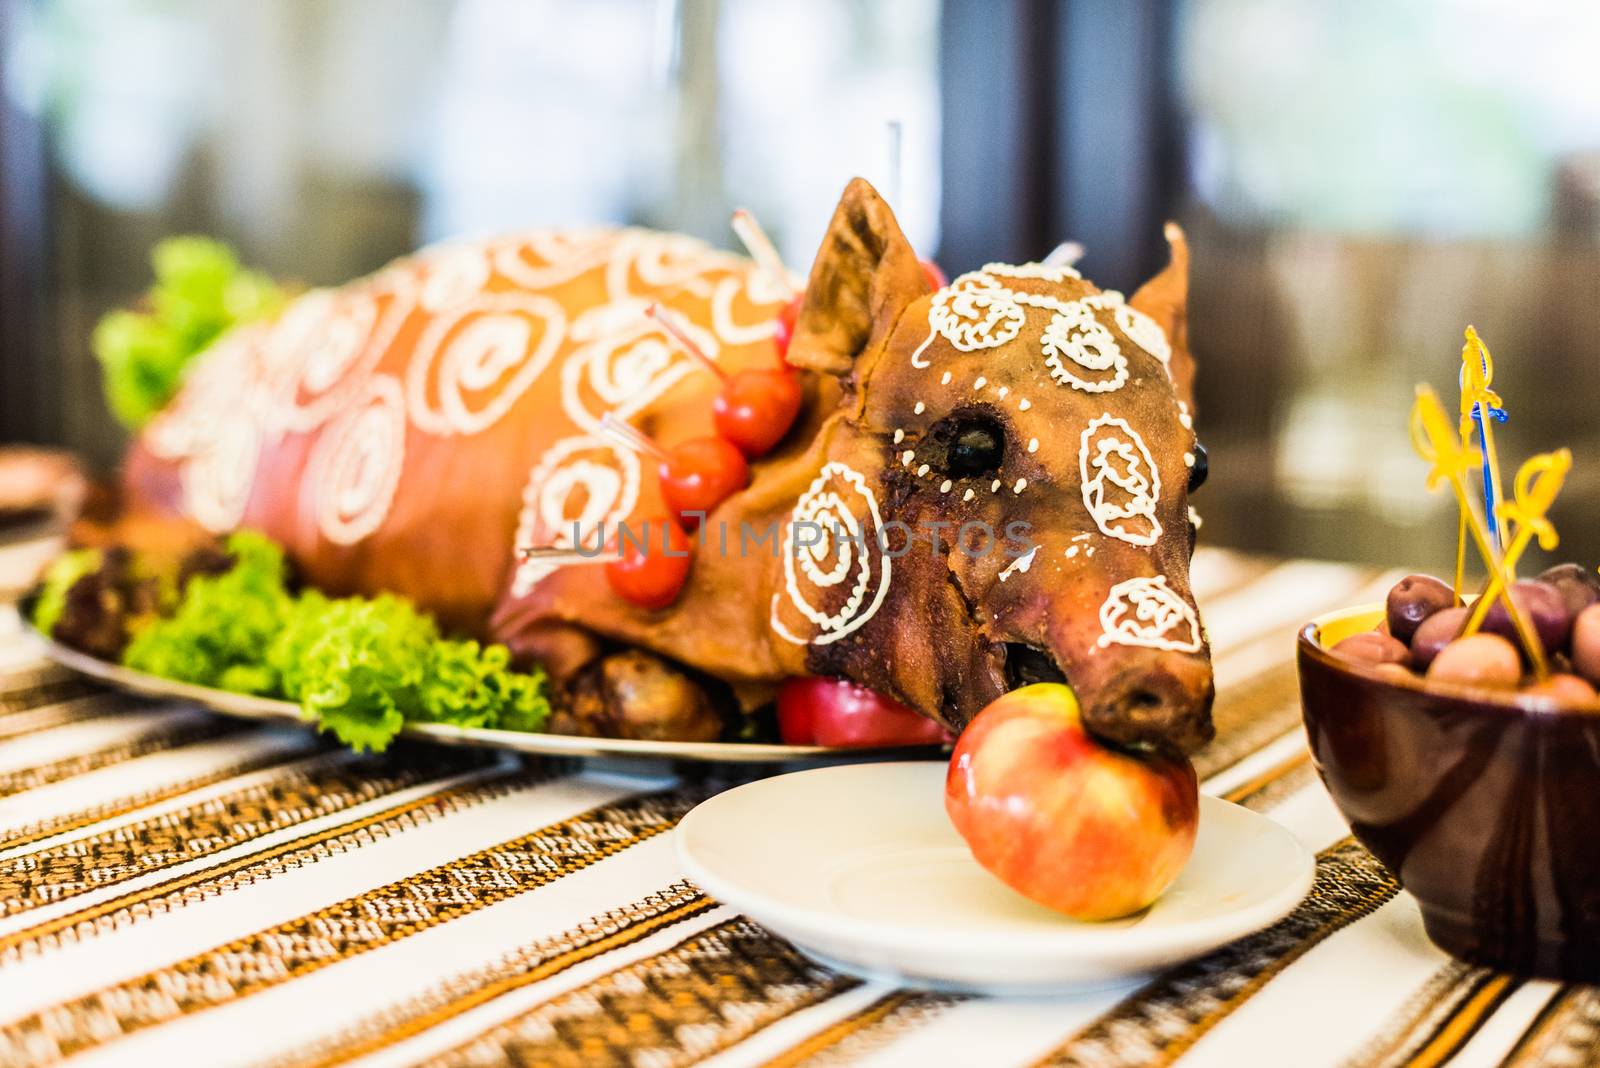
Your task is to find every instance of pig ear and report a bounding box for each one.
[786,177,931,377]
[1130,223,1197,412]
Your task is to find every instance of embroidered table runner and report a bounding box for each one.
[0,538,1590,1067]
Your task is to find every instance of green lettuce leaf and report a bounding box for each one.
[122,531,291,692]
[93,236,284,430]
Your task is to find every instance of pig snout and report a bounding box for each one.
[1078,648,1215,755]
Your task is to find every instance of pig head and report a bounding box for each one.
[518,179,1214,753]
[769,179,1214,752]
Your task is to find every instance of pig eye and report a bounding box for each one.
[1188,442,1209,493]
[940,414,1006,477]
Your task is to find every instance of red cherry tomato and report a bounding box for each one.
[714,368,803,458]
[773,296,802,357]
[605,518,693,610]
[659,436,749,527]
[920,259,947,290]
[777,677,953,748]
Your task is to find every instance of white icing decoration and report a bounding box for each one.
[1189,506,1204,530]
[1097,576,1202,653]
[913,401,925,415]
[1079,414,1163,546]
[1028,438,1039,453]
[1041,302,1129,393]
[511,435,642,597]
[1013,478,1027,494]
[925,280,1025,353]
[981,261,1082,283]
[939,479,952,493]
[998,546,1038,583]
[144,326,268,533]
[490,228,616,290]
[415,244,492,311]
[558,300,716,432]
[407,293,568,436]
[963,488,975,502]
[181,419,259,533]
[773,462,892,646]
[258,277,415,435]
[311,374,407,545]
[1114,302,1171,364]
[710,276,780,345]
[893,429,905,444]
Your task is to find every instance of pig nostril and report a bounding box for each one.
[1128,689,1164,712]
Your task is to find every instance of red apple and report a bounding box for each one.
[945,683,1199,920]
[777,677,952,747]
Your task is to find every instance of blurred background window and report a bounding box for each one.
[2,0,1598,573]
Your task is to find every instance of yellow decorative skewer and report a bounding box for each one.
[1460,449,1571,644]
[1409,385,1549,677]
[1459,327,1509,547]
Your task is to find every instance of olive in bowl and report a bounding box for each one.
[1298,602,1600,980]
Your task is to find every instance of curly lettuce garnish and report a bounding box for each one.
[122,531,291,692]
[92,236,284,430]
[46,530,553,752]
[269,595,550,750]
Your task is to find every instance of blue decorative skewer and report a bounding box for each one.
[1473,400,1509,550]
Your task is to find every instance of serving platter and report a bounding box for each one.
[25,611,946,765]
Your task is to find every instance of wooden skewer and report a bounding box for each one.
[731,209,799,298]
[1042,241,1085,268]
[599,412,670,464]
[516,546,609,565]
[646,304,727,382]
[885,118,904,209]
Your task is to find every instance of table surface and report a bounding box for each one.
[0,538,1593,1068]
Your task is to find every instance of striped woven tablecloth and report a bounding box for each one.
[0,536,1594,1068]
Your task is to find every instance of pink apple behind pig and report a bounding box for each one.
[945,683,1199,920]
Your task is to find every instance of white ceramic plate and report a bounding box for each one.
[675,761,1315,994]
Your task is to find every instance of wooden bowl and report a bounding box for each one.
[1297,603,1600,980]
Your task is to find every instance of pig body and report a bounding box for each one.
[122,180,1214,751]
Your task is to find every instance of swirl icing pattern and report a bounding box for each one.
[1080,413,1163,546]
[145,326,269,533]
[259,279,415,435]
[511,435,643,598]
[406,293,568,436]
[311,375,408,546]
[772,462,892,646]
[559,305,718,432]
[1097,576,1202,652]
[1042,303,1129,394]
